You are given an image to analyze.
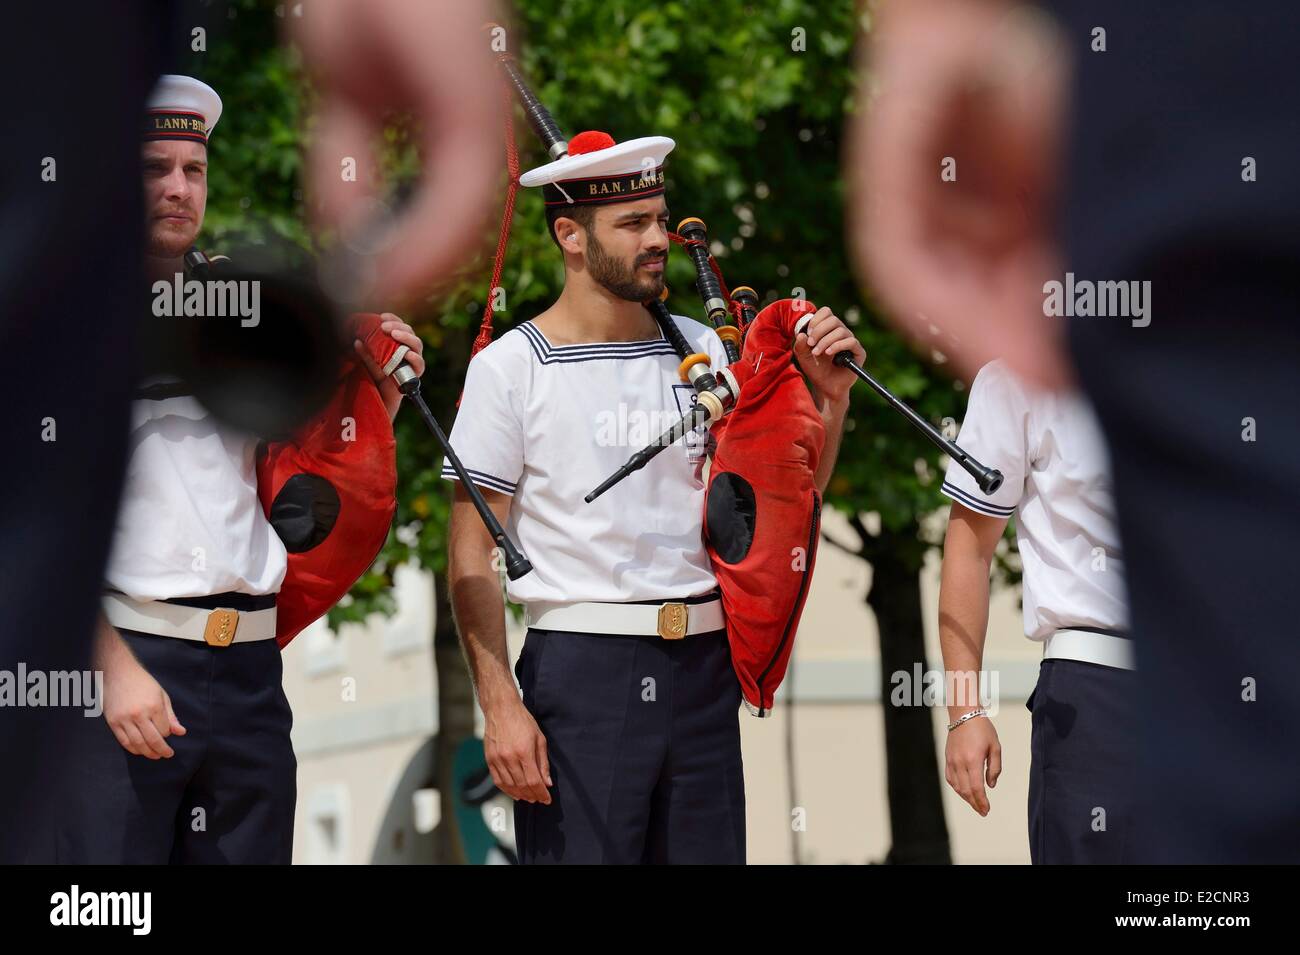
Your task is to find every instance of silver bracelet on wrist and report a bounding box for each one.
[947,708,988,732]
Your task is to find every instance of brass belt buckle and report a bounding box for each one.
[204,608,239,647]
[657,602,688,640]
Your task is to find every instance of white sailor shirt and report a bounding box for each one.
[441,313,730,607]
[941,360,1129,643]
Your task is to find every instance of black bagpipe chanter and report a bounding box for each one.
[490,38,1001,716]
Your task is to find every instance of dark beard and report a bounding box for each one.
[587,229,665,302]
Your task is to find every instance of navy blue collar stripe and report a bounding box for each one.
[510,322,677,364]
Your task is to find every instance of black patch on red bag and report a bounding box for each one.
[269,473,340,552]
[706,472,757,564]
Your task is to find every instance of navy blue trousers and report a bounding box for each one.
[513,628,746,864]
[1050,0,1300,862]
[56,630,297,864]
[1027,659,1138,864]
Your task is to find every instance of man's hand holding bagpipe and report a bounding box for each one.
[353,312,426,421]
[793,306,867,408]
[792,306,865,494]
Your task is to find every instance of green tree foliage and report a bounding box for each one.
[183,1,310,250]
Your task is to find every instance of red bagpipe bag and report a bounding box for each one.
[705,299,827,716]
[256,313,401,647]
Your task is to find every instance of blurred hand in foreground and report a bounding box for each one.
[847,0,1071,390]
[292,0,505,303]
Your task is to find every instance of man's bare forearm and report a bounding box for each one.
[938,555,992,716]
[938,508,1005,717]
[449,559,517,709]
[812,393,850,495]
[447,503,519,712]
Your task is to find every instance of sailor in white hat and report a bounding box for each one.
[59,75,425,865]
[137,75,222,279]
[442,129,750,864]
[440,124,859,864]
[57,75,294,865]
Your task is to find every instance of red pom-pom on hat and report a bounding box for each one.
[566,130,616,155]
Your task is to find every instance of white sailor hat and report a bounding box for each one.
[143,74,223,145]
[519,130,674,207]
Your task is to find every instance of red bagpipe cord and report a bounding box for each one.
[460,73,522,407]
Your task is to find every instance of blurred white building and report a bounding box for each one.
[283,508,1035,864]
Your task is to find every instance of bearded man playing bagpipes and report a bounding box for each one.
[444,114,865,864]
